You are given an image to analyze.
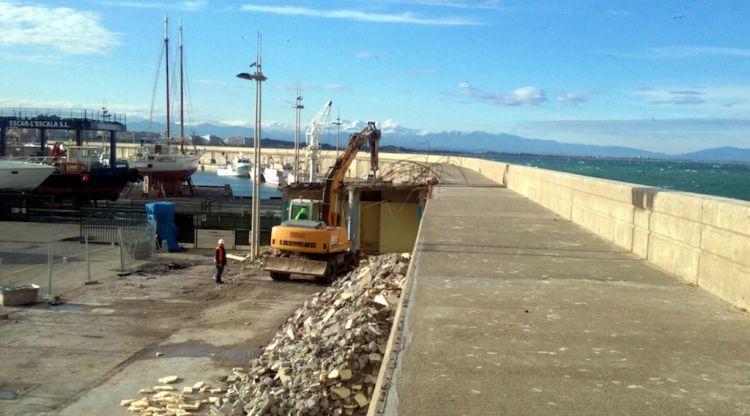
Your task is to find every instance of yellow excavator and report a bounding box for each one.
[263,122,381,283]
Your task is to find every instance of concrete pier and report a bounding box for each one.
[381,166,750,415]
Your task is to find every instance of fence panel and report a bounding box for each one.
[80,208,147,244]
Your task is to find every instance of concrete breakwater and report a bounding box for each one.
[116,144,749,310]
[451,156,750,312]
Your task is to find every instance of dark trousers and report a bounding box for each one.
[214,264,225,282]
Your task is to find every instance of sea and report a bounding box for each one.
[191,171,282,199]
[485,155,750,203]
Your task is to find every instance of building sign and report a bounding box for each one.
[88,121,126,131]
[8,119,72,129]
[0,117,126,132]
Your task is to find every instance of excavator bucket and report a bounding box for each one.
[263,256,328,277]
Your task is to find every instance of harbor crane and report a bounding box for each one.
[305,100,332,181]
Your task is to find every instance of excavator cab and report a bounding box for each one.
[288,198,320,221]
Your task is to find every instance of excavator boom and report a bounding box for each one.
[321,122,381,227]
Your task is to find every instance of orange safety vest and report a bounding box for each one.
[214,245,226,265]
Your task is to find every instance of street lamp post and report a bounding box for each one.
[293,91,303,183]
[418,140,431,163]
[331,108,342,159]
[237,34,267,261]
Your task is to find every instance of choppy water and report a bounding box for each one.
[191,171,282,199]
[485,155,750,203]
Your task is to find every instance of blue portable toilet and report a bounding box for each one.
[145,202,183,252]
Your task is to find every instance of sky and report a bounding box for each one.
[0,0,748,154]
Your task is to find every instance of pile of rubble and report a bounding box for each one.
[216,253,410,416]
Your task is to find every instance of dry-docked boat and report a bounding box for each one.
[132,16,202,196]
[0,158,55,191]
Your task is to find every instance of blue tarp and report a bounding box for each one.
[145,202,183,252]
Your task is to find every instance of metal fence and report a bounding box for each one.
[79,205,280,247]
[80,208,148,244]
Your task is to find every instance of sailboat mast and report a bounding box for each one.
[164,14,171,144]
[179,20,185,154]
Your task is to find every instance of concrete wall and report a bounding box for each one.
[404,155,749,311]
[379,202,419,253]
[116,143,750,310]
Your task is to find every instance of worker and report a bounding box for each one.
[295,206,309,220]
[213,239,227,284]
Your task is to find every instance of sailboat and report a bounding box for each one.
[131,16,202,196]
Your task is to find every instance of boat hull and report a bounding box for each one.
[140,167,198,195]
[263,167,291,185]
[0,162,55,191]
[34,167,133,201]
[132,151,201,195]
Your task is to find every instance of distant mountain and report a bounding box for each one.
[125,118,750,162]
[126,119,290,139]
[383,130,665,159]
[674,147,750,163]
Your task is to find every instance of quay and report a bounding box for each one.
[373,162,750,415]
[1,141,749,414]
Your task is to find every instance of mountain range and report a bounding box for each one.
[126,119,750,163]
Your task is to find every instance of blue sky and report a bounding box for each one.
[0,0,748,153]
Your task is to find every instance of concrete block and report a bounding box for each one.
[571,177,633,204]
[571,204,633,250]
[158,375,179,384]
[632,227,650,259]
[633,208,651,229]
[331,386,351,399]
[700,225,750,268]
[573,191,634,222]
[703,198,750,236]
[652,192,704,222]
[699,252,750,311]
[648,234,700,284]
[650,211,702,248]
[354,393,369,407]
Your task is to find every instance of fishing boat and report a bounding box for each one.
[217,154,253,177]
[0,158,55,191]
[34,143,136,202]
[131,16,202,196]
[263,162,292,186]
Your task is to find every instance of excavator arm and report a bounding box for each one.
[321,122,381,227]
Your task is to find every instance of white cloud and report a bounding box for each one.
[557,91,591,106]
[354,50,378,59]
[503,86,546,106]
[636,85,750,109]
[620,46,750,60]
[93,0,208,11]
[454,82,547,106]
[180,0,208,11]
[406,0,500,9]
[240,4,481,26]
[0,1,120,55]
[274,83,348,92]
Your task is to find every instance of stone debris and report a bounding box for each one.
[121,376,227,416]
[215,253,409,416]
[159,375,180,384]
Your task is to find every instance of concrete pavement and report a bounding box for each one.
[381,168,750,415]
